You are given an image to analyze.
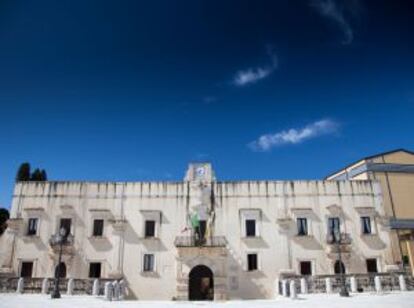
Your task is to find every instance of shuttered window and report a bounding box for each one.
[27,218,38,236]
[92,219,104,236]
[143,254,155,272]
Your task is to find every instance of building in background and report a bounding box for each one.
[326,149,414,275]
[0,163,399,300]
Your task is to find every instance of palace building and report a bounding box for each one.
[0,163,400,300]
[326,149,414,275]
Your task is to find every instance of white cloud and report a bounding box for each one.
[249,119,339,151]
[311,0,355,44]
[232,50,278,87]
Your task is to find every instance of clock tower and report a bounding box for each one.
[184,162,215,182]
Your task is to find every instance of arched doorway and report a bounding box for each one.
[54,262,66,278]
[189,265,214,301]
[334,260,346,274]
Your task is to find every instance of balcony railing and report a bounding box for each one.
[49,234,75,245]
[174,236,227,247]
[326,233,352,245]
[49,234,75,254]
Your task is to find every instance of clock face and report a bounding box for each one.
[196,167,205,177]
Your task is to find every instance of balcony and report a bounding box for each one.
[326,233,352,245]
[326,233,352,259]
[49,234,75,255]
[174,236,227,248]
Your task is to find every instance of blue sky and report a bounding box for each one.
[0,0,414,209]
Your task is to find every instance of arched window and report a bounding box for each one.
[334,260,345,274]
[55,262,66,278]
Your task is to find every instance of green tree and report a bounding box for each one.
[40,169,47,181]
[16,162,31,182]
[0,208,9,236]
[30,168,42,181]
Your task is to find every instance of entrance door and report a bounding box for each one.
[55,262,66,278]
[189,265,214,301]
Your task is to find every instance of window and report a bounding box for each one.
[27,218,38,236]
[92,219,104,237]
[300,261,312,275]
[247,253,258,271]
[144,220,156,237]
[20,262,33,278]
[361,217,372,234]
[240,209,261,238]
[297,218,308,236]
[143,254,155,272]
[59,218,72,236]
[328,217,340,239]
[245,219,256,237]
[89,262,101,278]
[366,259,378,273]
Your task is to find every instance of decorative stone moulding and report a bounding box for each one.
[290,207,313,216]
[110,219,127,231]
[326,204,343,215]
[60,204,74,212]
[354,206,377,216]
[276,217,293,230]
[23,207,45,212]
[6,218,23,231]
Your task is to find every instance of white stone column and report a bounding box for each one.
[67,278,74,295]
[41,278,49,294]
[290,280,297,299]
[325,278,332,294]
[119,279,126,300]
[282,280,288,297]
[104,282,113,301]
[300,278,308,294]
[92,279,100,296]
[399,275,406,291]
[112,280,120,301]
[16,278,24,294]
[350,276,357,293]
[374,276,382,293]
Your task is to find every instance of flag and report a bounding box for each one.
[205,211,215,238]
[190,212,200,229]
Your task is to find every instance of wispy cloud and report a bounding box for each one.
[202,96,217,105]
[311,0,358,45]
[232,49,278,87]
[249,119,339,151]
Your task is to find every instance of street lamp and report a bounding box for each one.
[333,229,349,297]
[51,227,68,299]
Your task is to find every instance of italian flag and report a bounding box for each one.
[190,212,200,229]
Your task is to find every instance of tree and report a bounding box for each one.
[0,208,9,236]
[40,169,47,181]
[30,168,42,181]
[16,162,31,182]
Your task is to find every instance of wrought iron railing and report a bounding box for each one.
[326,233,352,245]
[49,234,75,246]
[174,236,227,247]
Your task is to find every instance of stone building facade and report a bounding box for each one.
[0,163,398,300]
[326,149,414,274]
